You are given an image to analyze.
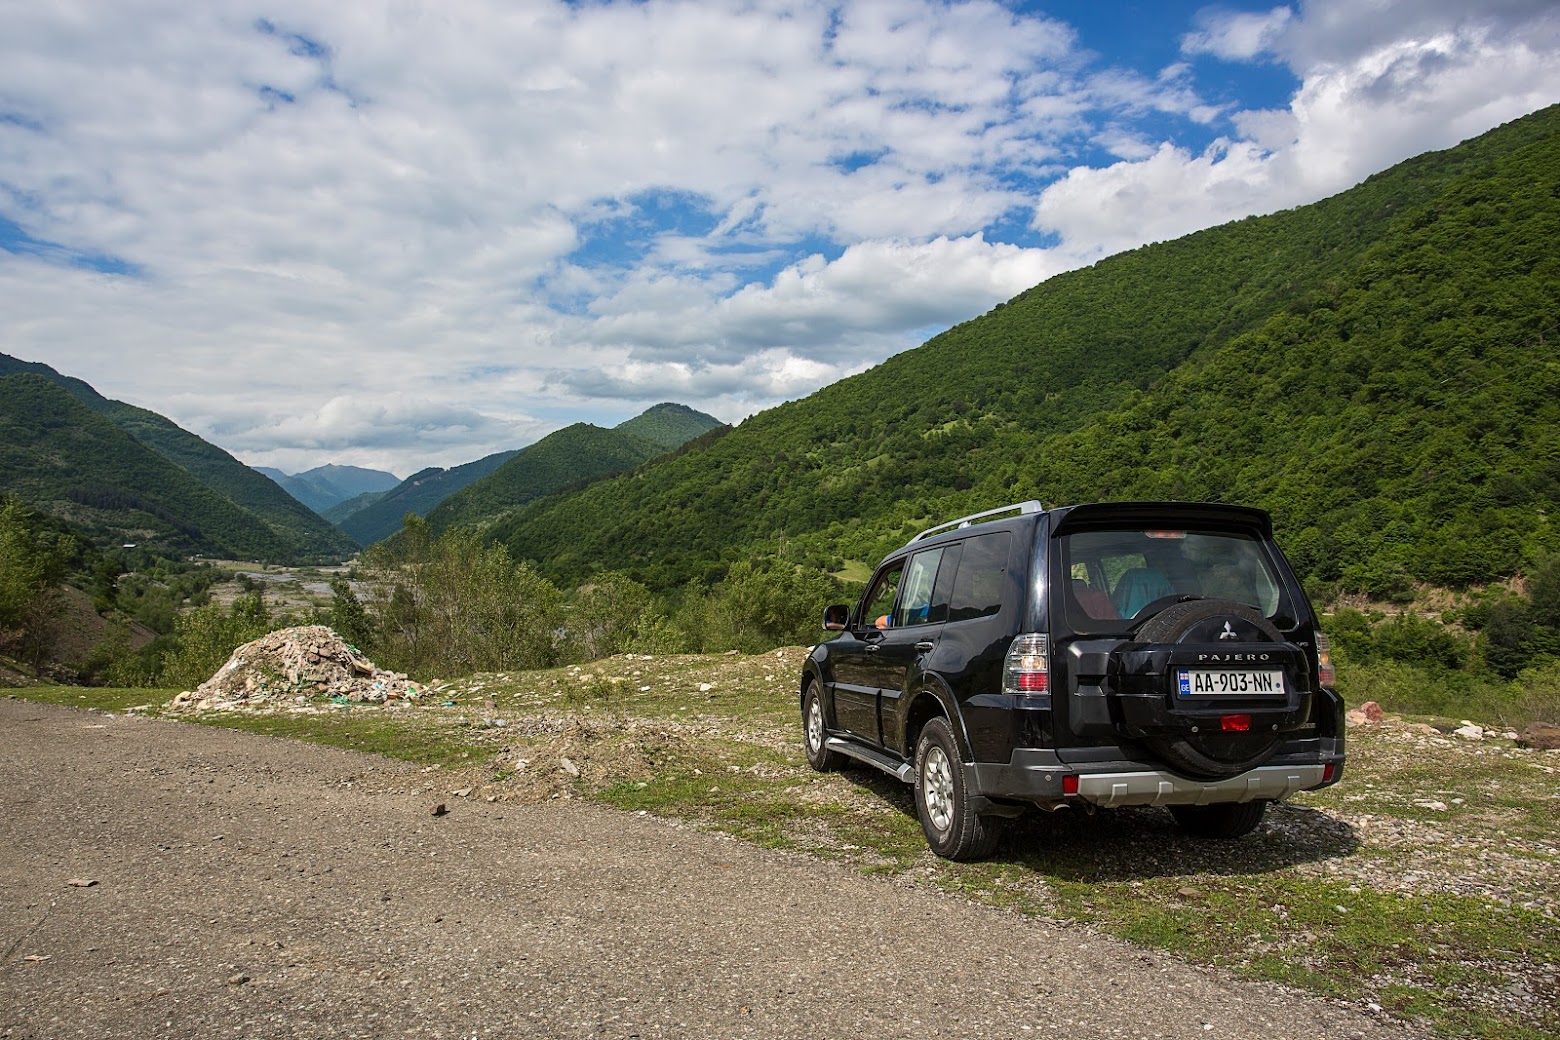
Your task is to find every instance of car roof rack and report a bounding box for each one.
[908,500,1044,544]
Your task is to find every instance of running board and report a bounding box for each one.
[826,738,915,782]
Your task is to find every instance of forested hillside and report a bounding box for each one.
[335,403,721,546]
[332,450,517,544]
[425,424,676,535]
[0,352,356,560]
[491,105,1560,594]
[0,375,299,560]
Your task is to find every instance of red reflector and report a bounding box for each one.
[1220,714,1252,732]
[1017,672,1049,693]
[1322,763,1337,784]
[1062,775,1079,795]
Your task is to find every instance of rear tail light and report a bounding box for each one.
[1220,714,1252,732]
[1322,763,1338,784]
[1003,633,1050,696]
[1317,632,1337,687]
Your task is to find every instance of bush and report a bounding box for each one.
[0,497,72,667]
[360,520,565,676]
[565,573,674,661]
[673,560,843,654]
[1327,608,1467,669]
[158,594,275,690]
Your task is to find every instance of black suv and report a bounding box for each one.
[800,501,1344,860]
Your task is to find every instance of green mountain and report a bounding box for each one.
[258,463,400,513]
[615,402,728,449]
[420,405,724,538]
[0,374,301,560]
[323,488,392,524]
[334,452,520,546]
[0,352,356,561]
[490,105,1560,594]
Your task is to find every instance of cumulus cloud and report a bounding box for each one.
[0,0,1555,474]
[1034,0,1560,261]
[1182,7,1294,61]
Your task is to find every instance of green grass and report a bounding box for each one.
[183,710,491,765]
[8,685,168,713]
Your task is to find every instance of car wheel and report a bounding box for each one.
[802,681,844,772]
[1169,800,1267,839]
[914,717,1002,861]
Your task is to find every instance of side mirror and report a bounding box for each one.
[822,604,849,631]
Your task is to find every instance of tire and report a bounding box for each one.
[1136,598,1286,779]
[802,681,844,772]
[1169,800,1268,839]
[914,717,1002,861]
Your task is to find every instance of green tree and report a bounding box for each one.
[0,496,73,666]
[328,577,374,653]
[158,593,275,690]
[360,518,565,676]
[566,572,671,660]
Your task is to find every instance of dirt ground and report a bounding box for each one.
[0,698,1421,1040]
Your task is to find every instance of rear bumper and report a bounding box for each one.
[969,739,1343,808]
[1074,764,1329,807]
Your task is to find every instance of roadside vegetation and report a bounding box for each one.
[6,501,1560,730]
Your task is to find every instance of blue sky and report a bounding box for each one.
[1,0,1557,475]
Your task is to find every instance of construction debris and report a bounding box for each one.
[167,625,423,712]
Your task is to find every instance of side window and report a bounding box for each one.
[893,548,945,627]
[947,532,1011,623]
[861,562,904,629]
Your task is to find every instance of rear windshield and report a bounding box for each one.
[1057,527,1289,631]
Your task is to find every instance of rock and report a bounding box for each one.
[64,878,97,888]
[559,757,580,777]
[1453,724,1485,741]
[1516,721,1560,750]
[1345,710,1369,727]
[1359,701,1386,722]
[165,626,424,712]
[431,803,448,817]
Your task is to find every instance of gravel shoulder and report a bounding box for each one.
[0,698,1421,1040]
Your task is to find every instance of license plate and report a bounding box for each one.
[1177,669,1285,697]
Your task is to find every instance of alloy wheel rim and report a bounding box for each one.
[807,696,824,752]
[922,746,954,833]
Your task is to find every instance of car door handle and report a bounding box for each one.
[915,641,935,652]
[865,644,880,653]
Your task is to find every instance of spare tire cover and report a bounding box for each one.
[1135,598,1284,779]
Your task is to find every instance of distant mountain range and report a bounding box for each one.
[0,355,356,562]
[341,403,723,546]
[255,464,401,514]
[0,349,723,563]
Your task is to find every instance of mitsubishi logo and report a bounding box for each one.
[1219,621,1239,641]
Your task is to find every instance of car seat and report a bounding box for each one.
[1112,567,1172,618]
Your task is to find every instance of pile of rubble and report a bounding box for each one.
[167,625,423,712]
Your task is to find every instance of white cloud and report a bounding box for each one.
[1182,7,1294,61]
[576,234,1057,362]
[1035,0,1560,260]
[0,0,1555,477]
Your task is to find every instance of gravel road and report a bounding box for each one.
[0,699,1421,1040]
